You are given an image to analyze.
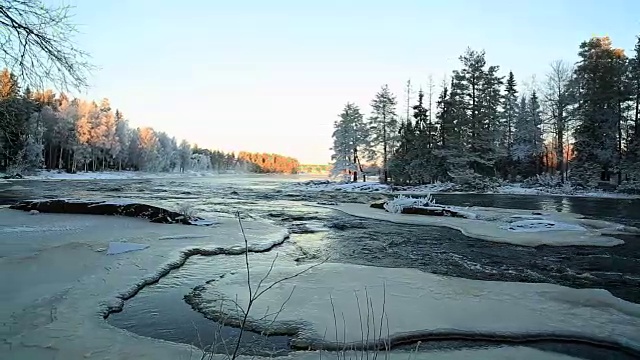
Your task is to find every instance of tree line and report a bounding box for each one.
[237,151,300,174]
[331,35,640,190]
[0,69,299,175]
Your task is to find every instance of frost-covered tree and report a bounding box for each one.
[502,71,518,163]
[626,36,640,180]
[453,48,504,177]
[21,112,44,171]
[543,60,574,182]
[366,85,398,183]
[330,103,367,181]
[178,139,192,173]
[512,92,543,177]
[137,127,160,171]
[572,37,628,185]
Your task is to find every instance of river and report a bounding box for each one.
[1,174,639,359]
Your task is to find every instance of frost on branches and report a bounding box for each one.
[330,103,368,181]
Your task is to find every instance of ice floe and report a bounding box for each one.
[310,203,632,247]
[188,261,640,353]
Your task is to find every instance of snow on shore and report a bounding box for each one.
[311,202,633,247]
[192,260,640,353]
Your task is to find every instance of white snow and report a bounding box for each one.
[194,261,640,352]
[310,203,630,247]
[383,194,436,213]
[106,242,150,255]
[502,220,586,233]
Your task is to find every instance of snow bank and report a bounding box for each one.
[310,203,629,247]
[190,261,640,353]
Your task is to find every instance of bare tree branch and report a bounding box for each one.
[0,0,93,91]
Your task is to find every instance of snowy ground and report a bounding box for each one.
[290,180,640,199]
[310,202,637,247]
[1,207,624,359]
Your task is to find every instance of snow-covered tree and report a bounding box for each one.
[21,112,45,171]
[572,37,628,185]
[453,48,504,177]
[330,103,367,181]
[543,60,574,183]
[178,140,191,173]
[137,127,160,171]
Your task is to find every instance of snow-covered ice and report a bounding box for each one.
[191,260,640,353]
[106,242,150,255]
[310,203,631,247]
[0,206,632,359]
[0,208,289,360]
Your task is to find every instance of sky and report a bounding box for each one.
[66,0,639,164]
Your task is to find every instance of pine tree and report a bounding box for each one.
[366,85,398,183]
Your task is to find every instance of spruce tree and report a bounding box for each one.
[452,48,504,177]
[500,71,518,179]
[573,37,627,185]
[366,85,398,183]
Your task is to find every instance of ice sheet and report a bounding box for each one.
[0,209,289,360]
[192,261,640,353]
[106,242,150,255]
[309,203,629,247]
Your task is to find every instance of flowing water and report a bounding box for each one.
[1,174,639,359]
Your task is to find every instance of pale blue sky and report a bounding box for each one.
[68,0,638,164]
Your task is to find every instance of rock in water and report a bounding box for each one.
[369,200,386,209]
[9,199,211,225]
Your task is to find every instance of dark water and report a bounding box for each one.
[2,175,640,358]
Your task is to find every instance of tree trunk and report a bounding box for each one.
[382,111,388,184]
[59,146,64,170]
[352,147,358,182]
